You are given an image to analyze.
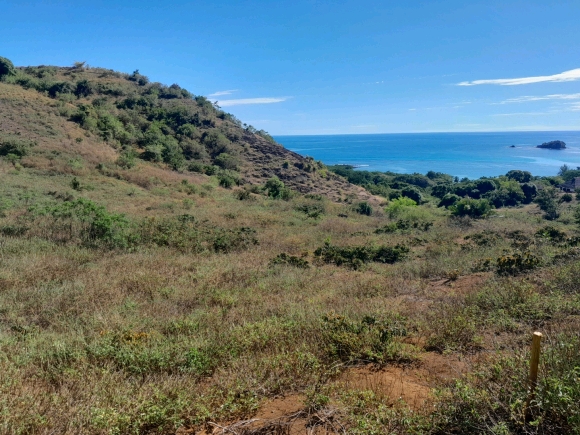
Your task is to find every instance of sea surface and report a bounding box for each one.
[274,132,580,179]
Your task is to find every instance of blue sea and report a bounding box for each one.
[274,132,580,179]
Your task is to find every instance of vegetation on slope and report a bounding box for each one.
[1,59,580,434]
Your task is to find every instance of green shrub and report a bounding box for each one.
[214,152,239,170]
[295,202,325,218]
[535,187,560,220]
[375,219,432,234]
[0,137,36,157]
[426,306,482,352]
[0,56,15,79]
[450,198,491,218]
[385,197,417,218]
[355,201,373,216]
[401,186,422,203]
[35,198,129,248]
[269,253,310,269]
[438,193,461,208]
[560,193,573,203]
[496,252,540,276]
[314,241,409,269]
[321,313,412,363]
[535,225,567,243]
[264,177,292,200]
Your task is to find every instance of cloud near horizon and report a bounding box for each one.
[499,93,580,104]
[217,97,289,107]
[457,68,580,86]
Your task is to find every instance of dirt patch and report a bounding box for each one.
[428,272,490,297]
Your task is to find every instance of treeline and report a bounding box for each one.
[329,165,573,218]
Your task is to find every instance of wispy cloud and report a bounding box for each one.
[457,68,580,86]
[208,89,238,97]
[498,93,580,104]
[491,112,553,117]
[217,97,289,107]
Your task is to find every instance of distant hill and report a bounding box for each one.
[0,59,372,202]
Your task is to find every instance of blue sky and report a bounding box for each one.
[1,0,580,134]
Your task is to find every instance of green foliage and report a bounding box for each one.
[450,198,491,218]
[116,150,137,169]
[214,152,239,170]
[354,201,373,216]
[506,169,532,183]
[401,186,422,203]
[35,198,129,248]
[321,313,412,363]
[218,172,239,189]
[264,177,292,200]
[269,253,310,269]
[384,197,417,218]
[426,307,482,352]
[0,137,36,157]
[560,193,573,203]
[535,187,560,220]
[314,241,409,269]
[0,56,16,79]
[535,225,567,243]
[496,252,540,276]
[295,201,325,218]
[375,219,432,234]
[438,193,461,208]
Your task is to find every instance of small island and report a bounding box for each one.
[537,140,566,149]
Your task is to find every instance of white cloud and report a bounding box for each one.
[498,93,580,104]
[208,89,238,97]
[217,97,289,107]
[457,68,580,86]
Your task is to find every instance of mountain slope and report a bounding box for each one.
[0,63,373,202]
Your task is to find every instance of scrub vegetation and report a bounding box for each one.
[1,59,580,434]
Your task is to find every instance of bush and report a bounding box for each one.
[384,197,417,218]
[560,193,573,203]
[35,198,129,248]
[535,187,560,220]
[321,312,412,363]
[314,241,409,269]
[496,252,540,275]
[438,193,461,208]
[401,186,422,203]
[269,253,310,269]
[0,137,36,157]
[214,152,239,171]
[450,198,491,218]
[264,177,292,200]
[0,56,15,80]
[355,201,373,216]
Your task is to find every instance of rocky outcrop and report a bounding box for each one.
[537,140,566,149]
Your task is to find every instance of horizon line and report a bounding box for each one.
[273,129,580,137]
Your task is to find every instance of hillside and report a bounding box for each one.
[0,61,373,203]
[1,59,580,435]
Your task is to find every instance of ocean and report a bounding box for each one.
[274,131,580,179]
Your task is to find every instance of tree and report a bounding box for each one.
[0,56,16,80]
[534,187,560,220]
[506,170,532,183]
[401,186,422,203]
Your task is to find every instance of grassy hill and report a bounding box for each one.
[1,58,580,434]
